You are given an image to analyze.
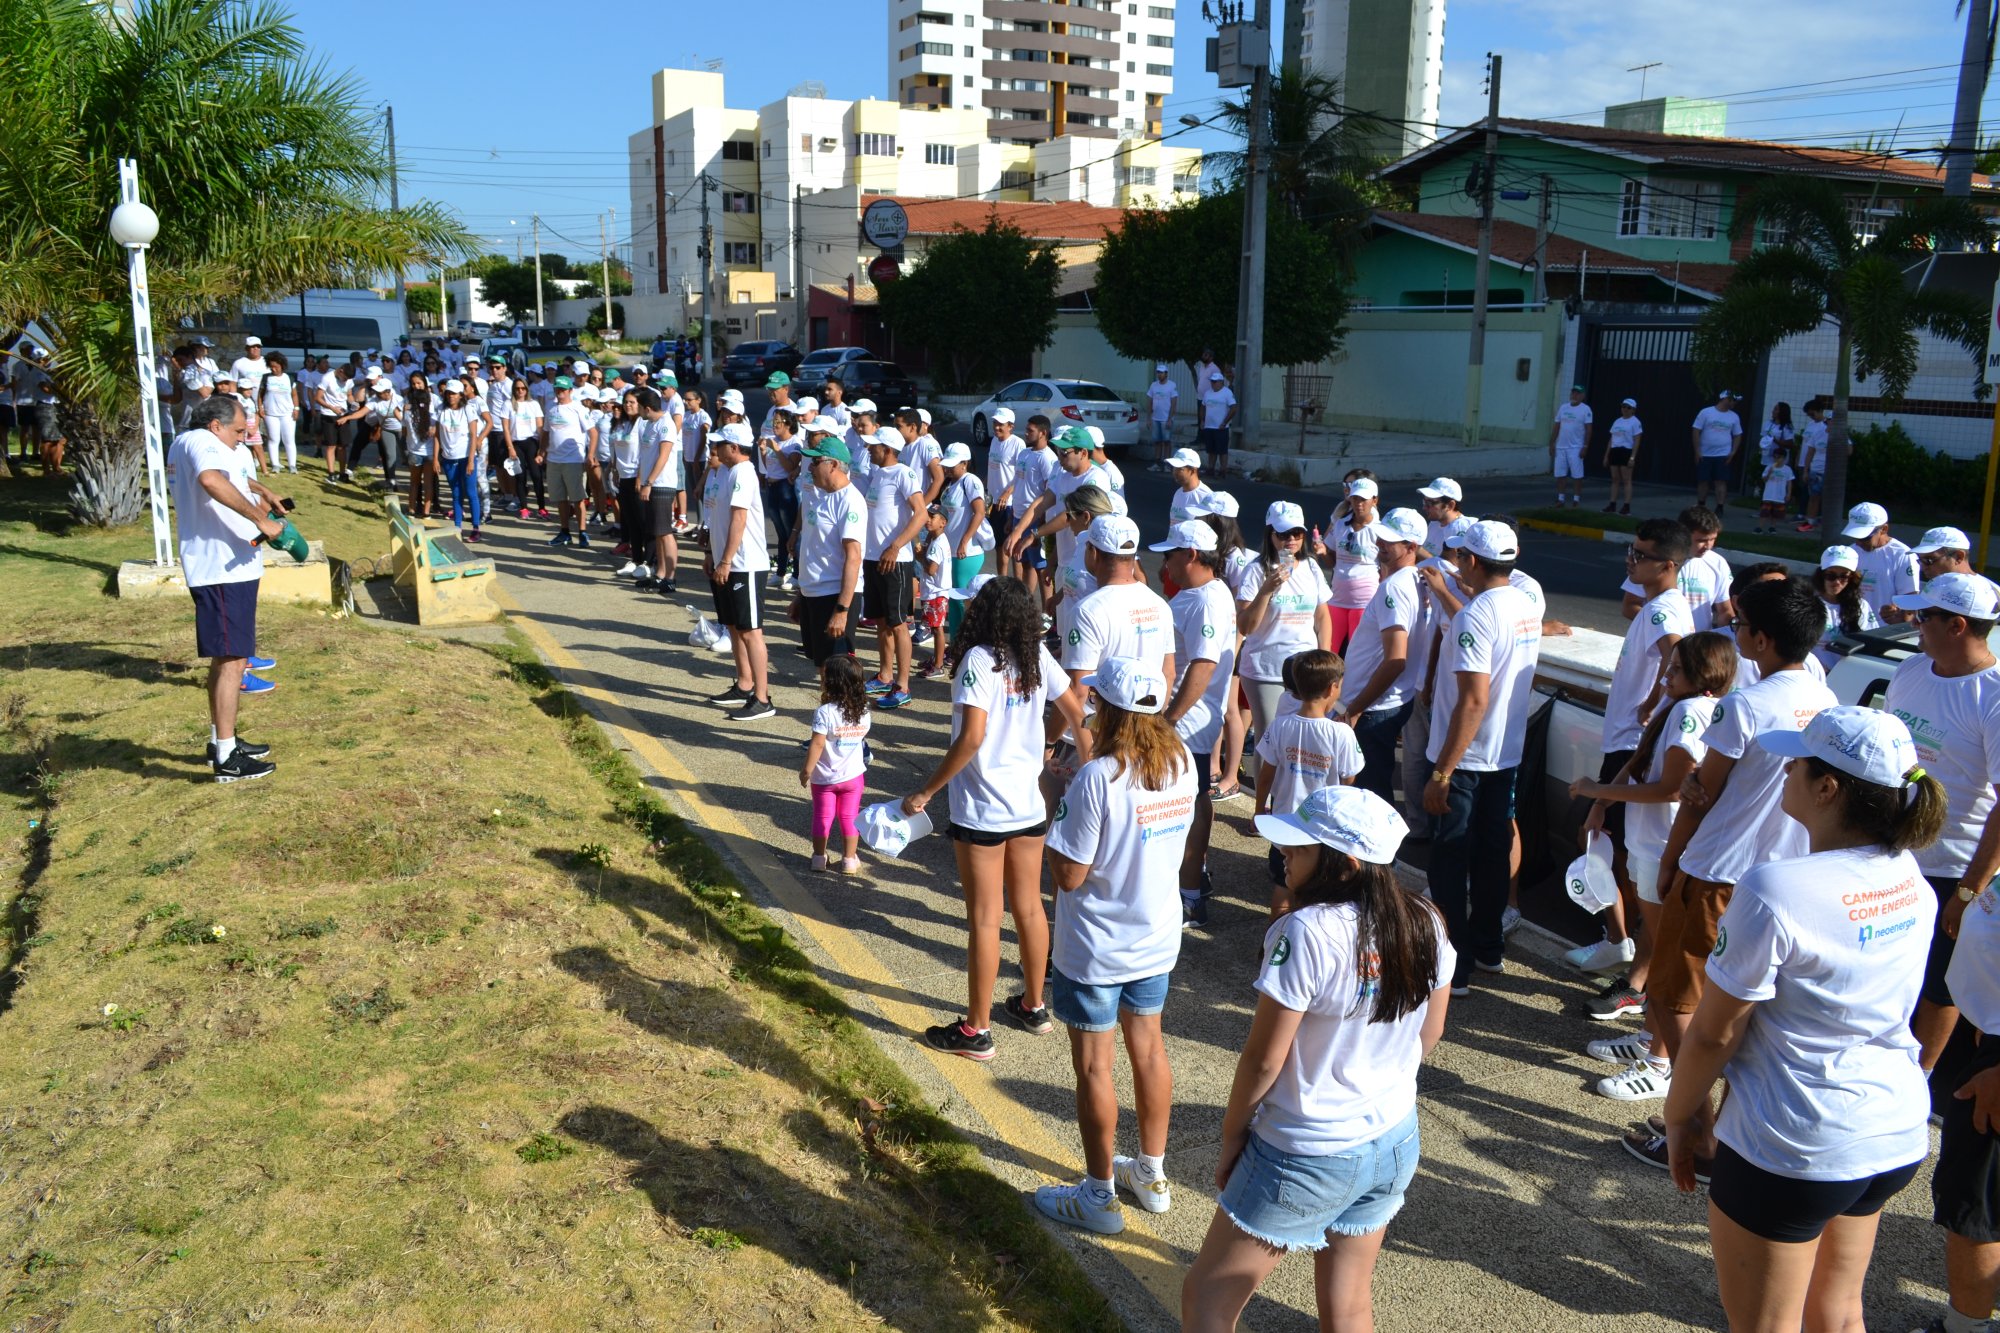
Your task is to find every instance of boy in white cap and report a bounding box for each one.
[984,407,1022,556]
[939,442,989,636]
[1416,477,1463,553]
[860,427,926,709]
[1166,448,1213,527]
[1198,369,1235,474]
[701,421,776,723]
[1153,519,1237,927]
[1550,384,1592,509]
[1063,516,1175,734]
[1842,502,1919,622]
[1145,363,1179,470]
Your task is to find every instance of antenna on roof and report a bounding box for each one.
[1626,62,1663,100]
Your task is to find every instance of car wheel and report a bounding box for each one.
[971,414,989,447]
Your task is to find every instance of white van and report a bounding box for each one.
[222,289,408,367]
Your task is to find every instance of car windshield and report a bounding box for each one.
[1055,382,1122,402]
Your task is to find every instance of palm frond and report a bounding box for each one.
[1843,254,1925,399]
[1728,176,1855,271]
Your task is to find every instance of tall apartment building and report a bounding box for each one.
[1297,0,1444,160]
[887,0,1176,143]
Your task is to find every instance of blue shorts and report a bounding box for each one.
[191,579,259,660]
[1014,524,1046,570]
[1050,966,1170,1033]
[1218,1110,1421,1250]
[1696,455,1732,483]
[1808,470,1825,497]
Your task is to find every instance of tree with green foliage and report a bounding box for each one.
[877,216,1061,393]
[405,285,456,327]
[1206,66,1384,264]
[1094,190,1348,374]
[1692,177,1990,537]
[478,263,566,324]
[0,0,468,524]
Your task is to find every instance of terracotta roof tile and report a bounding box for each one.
[886,195,1127,241]
[1371,210,1737,299]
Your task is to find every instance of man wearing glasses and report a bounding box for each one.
[168,395,287,783]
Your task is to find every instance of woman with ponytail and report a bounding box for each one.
[1664,705,1942,1331]
[1183,785,1451,1331]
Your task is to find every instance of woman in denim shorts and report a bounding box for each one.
[1184,785,1455,1330]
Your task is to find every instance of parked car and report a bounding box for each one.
[968,377,1141,448]
[835,359,919,411]
[792,346,874,387]
[722,340,804,386]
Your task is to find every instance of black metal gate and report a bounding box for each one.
[1576,319,1707,491]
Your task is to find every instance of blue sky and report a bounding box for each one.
[306,0,2000,262]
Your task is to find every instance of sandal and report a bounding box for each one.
[1208,781,1243,803]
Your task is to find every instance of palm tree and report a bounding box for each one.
[1946,0,1997,197]
[1692,176,1991,537]
[0,0,469,526]
[1206,65,1384,268]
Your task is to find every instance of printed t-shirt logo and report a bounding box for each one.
[1680,714,1698,733]
[1066,628,1082,646]
[1054,799,1069,823]
[960,668,977,691]
[1650,610,1667,625]
[1268,935,1292,967]
[1457,631,1474,649]
[1711,925,1728,958]
[1201,623,1216,639]
[1712,703,1726,724]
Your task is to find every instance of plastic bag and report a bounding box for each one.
[857,802,933,858]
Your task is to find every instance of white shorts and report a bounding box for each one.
[1628,850,1664,905]
[1553,446,1586,479]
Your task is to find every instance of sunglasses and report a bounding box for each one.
[1624,545,1668,565]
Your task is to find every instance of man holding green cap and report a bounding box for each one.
[793,433,865,665]
[1008,425,1108,587]
[539,375,596,547]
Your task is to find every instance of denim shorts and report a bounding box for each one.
[1217,1110,1421,1250]
[1050,966,1170,1032]
[1695,455,1731,483]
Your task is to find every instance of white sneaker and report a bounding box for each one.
[1597,1060,1671,1101]
[1570,937,1636,974]
[1586,1031,1655,1065]
[780,572,796,592]
[1112,1156,1172,1213]
[614,561,638,577]
[1501,905,1523,936]
[634,563,653,581]
[1034,1181,1124,1235]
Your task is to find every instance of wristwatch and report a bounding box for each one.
[1961,884,1981,903]
[1429,769,1450,785]
[833,603,849,613]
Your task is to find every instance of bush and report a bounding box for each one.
[584,300,625,334]
[1846,421,1987,514]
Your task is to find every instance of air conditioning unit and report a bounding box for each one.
[895,145,906,156]
[818,137,837,151]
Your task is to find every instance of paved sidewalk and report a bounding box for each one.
[477,511,1947,1332]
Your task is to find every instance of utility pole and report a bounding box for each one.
[699,173,715,373]
[385,105,404,308]
[1532,172,1551,306]
[600,210,614,335]
[1463,53,1501,450]
[532,213,544,327]
[1230,0,1273,456]
[794,184,807,348]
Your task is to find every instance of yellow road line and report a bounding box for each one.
[498,595,1186,1317]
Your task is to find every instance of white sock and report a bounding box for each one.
[214,736,236,763]
[1083,1174,1115,1202]
[209,725,219,746]
[1138,1153,1165,1179]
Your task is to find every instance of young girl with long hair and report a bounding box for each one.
[505,376,546,519]
[1810,545,1877,668]
[1201,494,1253,802]
[801,654,871,875]
[403,374,438,517]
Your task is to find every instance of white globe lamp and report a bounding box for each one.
[109,200,159,248]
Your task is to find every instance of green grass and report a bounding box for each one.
[0,471,1119,1331]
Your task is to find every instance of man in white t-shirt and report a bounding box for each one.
[1011,427,1107,595]
[859,427,926,707]
[1793,401,1830,533]
[1416,477,1464,555]
[701,422,775,722]
[1885,572,2000,1078]
[1549,385,1593,510]
[1690,389,1744,511]
[1003,415,1058,597]
[984,407,1022,556]
[1842,501,1920,623]
[1154,519,1236,923]
[228,335,267,387]
[1063,516,1175,738]
[1144,364,1180,471]
[1424,520,1542,991]
[1198,369,1236,474]
[1342,508,1433,805]
[793,435,866,666]
[168,395,286,782]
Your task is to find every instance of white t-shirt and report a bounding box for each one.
[1428,584,1543,771]
[168,428,263,587]
[948,644,1070,833]
[544,400,592,464]
[1045,463,1110,568]
[1621,548,1731,633]
[1736,647,1828,693]
[1249,902,1455,1157]
[257,372,295,416]
[918,534,954,601]
[608,420,642,480]
[1169,579,1238,753]
[636,415,678,489]
[1146,379,1179,422]
[229,355,268,384]
[1256,714,1363,814]
[863,462,922,562]
[1761,463,1797,504]
[1553,402,1593,451]
[705,460,770,573]
[809,702,871,786]
[1235,557,1332,682]
[1345,565,1429,715]
[484,376,513,427]
[1326,512,1379,610]
[1047,748,1198,985]
[436,405,481,462]
[1949,880,2000,1031]
[1608,414,1643,451]
[505,397,543,445]
[1679,668,1837,884]
[1801,418,1829,474]
[798,480,865,598]
[1694,406,1744,457]
[940,472,986,551]
[1885,655,2000,877]
[314,374,347,417]
[1707,848,1935,1180]
[1064,581,1175,688]
[1010,445,1056,517]
[1201,387,1236,430]
[1759,422,1796,468]
[1855,539,1920,618]
[1625,694,1717,859]
[906,433,943,485]
[1169,482,1214,527]
[987,434,1022,505]
[682,408,711,463]
[1604,590,1693,751]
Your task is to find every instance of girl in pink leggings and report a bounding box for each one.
[802,654,872,874]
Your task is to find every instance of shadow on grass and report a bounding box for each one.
[0,540,118,579]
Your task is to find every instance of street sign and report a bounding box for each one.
[867,254,901,286]
[862,199,909,251]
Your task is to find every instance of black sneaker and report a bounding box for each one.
[212,748,276,783]
[1588,979,1647,1022]
[660,580,676,595]
[575,531,592,549]
[727,698,777,722]
[708,683,751,706]
[204,737,272,763]
[634,576,660,591]
[1002,994,1054,1035]
[924,1019,995,1062]
[547,530,572,547]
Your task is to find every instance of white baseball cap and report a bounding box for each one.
[851,397,877,416]
[1841,502,1890,539]
[1149,520,1219,553]
[371,381,394,395]
[1820,545,1861,571]
[991,406,1015,425]
[1912,526,1972,555]
[1367,507,1427,546]
[795,395,819,415]
[1208,370,1225,382]
[213,369,237,383]
[572,360,590,376]
[1346,477,1379,500]
[1155,363,1169,372]
[1456,519,1519,562]
[244,334,262,346]
[1166,448,1203,470]
[713,421,754,448]
[1439,515,1477,547]
[1896,571,2000,620]
[1417,477,1462,502]
[1081,657,1169,715]
[1254,785,1410,865]
[1086,514,1142,554]
[1620,397,1638,408]
[917,408,932,426]
[1190,491,1240,519]
[944,573,997,601]
[942,442,972,467]
[1757,705,1924,790]
[1266,501,1307,533]
[719,388,746,406]
[870,427,905,451]
[363,365,383,379]
[802,416,839,436]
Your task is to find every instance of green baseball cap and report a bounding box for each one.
[765,370,791,389]
[1054,426,1092,452]
[657,368,678,385]
[554,375,574,389]
[800,438,852,466]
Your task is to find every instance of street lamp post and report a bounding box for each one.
[110,158,173,567]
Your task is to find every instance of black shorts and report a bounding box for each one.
[1935,1034,2000,1242]
[646,488,679,532]
[1607,447,1633,468]
[486,431,510,466]
[947,817,1048,846]
[1597,749,1633,843]
[1198,425,1229,456]
[1923,876,1960,1008]
[800,593,854,667]
[711,570,762,631]
[863,561,914,624]
[1708,1141,1922,1243]
[191,579,260,660]
[33,402,62,442]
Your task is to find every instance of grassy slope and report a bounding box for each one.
[0,474,1117,1332]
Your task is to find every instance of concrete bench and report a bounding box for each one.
[386,496,499,626]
